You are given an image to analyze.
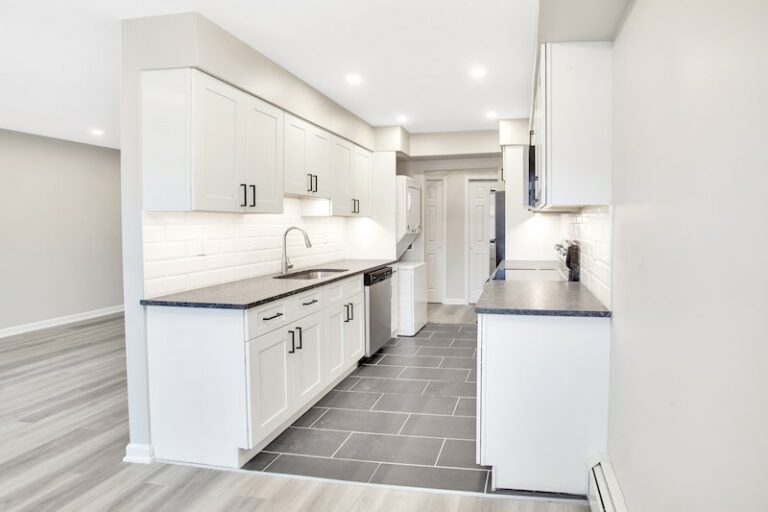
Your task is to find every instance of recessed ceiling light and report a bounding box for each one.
[396,115,408,124]
[485,111,498,119]
[90,128,104,137]
[470,67,487,79]
[346,73,363,85]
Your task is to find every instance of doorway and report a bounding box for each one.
[424,178,446,303]
[466,179,496,303]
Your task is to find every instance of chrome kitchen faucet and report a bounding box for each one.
[281,226,312,274]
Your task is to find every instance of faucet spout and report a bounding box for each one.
[281,226,313,274]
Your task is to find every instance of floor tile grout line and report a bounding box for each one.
[307,408,330,428]
[284,425,476,441]
[260,453,281,472]
[396,413,411,435]
[434,438,447,466]
[367,393,385,411]
[318,398,476,417]
[329,431,353,459]
[257,450,490,473]
[451,397,461,416]
[367,463,382,483]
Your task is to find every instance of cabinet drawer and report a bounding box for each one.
[246,299,290,340]
[323,280,345,305]
[291,289,323,317]
[343,275,364,297]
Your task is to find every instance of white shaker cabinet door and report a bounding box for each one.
[283,113,313,197]
[352,146,372,216]
[308,126,333,199]
[191,70,244,212]
[240,95,284,213]
[330,136,355,216]
[324,303,347,384]
[247,327,292,447]
[344,292,366,363]
[292,313,324,403]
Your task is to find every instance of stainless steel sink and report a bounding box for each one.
[274,268,348,280]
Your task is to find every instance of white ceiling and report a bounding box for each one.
[0,0,538,149]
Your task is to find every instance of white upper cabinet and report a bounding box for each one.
[532,42,612,210]
[352,145,372,216]
[142,68,284,213]
[283,114,312,196]
[330,136,355,215]
[308,128,332,198]
[191,71,241,211]
[284,113,332,199]
[241,93,284,213]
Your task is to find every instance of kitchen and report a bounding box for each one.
[0,1,766,511]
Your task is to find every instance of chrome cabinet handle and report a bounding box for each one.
[240,184,247,207]
[307,173,313,192]
[249,185,256,207]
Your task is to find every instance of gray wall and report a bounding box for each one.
[609,0,768,510]
[0,129,123,331]
[399,156,500,302]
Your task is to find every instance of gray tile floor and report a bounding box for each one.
[244,322,492,493]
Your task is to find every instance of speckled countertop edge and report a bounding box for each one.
[140,259,396,310]
[475,261,611,318]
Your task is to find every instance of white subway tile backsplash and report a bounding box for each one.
[567,206,612,308]
[142,197,347,297]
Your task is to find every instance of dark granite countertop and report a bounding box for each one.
[140,259,395,310]
[476,260,611,318]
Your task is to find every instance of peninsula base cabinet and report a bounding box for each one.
[477,313,610,495]
[146,276,365,468]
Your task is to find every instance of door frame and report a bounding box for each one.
[464,175,498,304]
[424,176,448,304]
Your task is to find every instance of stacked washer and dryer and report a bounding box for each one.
[393,176,427,337]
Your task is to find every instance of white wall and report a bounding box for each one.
[502,146,563,261]
[0,129,123,334]
[608,1,768,510]
[409,130,500,157]
[143,199,347,297]
[399,156,500,302]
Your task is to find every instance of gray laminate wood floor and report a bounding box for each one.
[0,313,587,512]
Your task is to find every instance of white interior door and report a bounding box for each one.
[425,179,445,303]
[468,180,494,303]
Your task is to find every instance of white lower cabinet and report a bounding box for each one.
[324,303,347,384]
[147,275,367,469]
[477,313,610,495]
[290,313,324,403]
[247,327,292,446]
[344,293,365,362]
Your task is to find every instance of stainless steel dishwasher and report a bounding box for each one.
[364,266,393,356]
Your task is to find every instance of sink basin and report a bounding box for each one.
[274,268,348,280]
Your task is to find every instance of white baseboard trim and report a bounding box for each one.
[443,298,469,305]
[0,305,124,339]
[588,454,629,512]
[123,443,155,464]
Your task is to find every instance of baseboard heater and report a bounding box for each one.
[588,456,629,512]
